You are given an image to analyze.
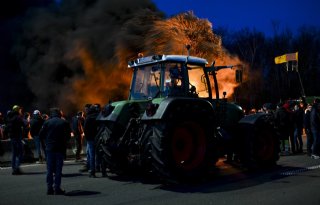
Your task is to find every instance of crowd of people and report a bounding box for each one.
[0,98,319,195]
[0,103,107,195]
[256,98,320,159]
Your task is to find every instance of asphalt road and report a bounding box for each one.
[1,153,320,205]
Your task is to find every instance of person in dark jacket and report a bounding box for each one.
[71,111,84,161]
[30,110,45,163]
[6,105,25,175]
[23,112,31,139]
[293,103,304,153]
[84,104,100,178]
[274,102,291,154]
[304,104,313,156]
[39,108,71,195]
[310,99,320,159]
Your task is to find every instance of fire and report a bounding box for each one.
[214,55,247,99]
[67,12,246,107]
[144,11,222,60]
[144,12,246,99]
[15,1,248,114]
[65,42,131,111]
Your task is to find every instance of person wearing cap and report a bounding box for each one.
[30,110,45,163]
[6,105,25,175]
[39,107,71,195]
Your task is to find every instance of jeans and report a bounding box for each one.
[75,134,83,159]
[11,138,23,171]
[294,127,303,152]
[34,135,44,160]
[86,140,95,174]
[311,129,320,156]
[46,151,64,190]
[306,129,313,155]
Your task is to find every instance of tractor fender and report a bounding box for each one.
[238,112,269,125]
[237,112,280,165]
[141,97,215,121]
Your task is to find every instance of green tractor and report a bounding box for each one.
[96,53,280,182]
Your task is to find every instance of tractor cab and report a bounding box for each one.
[128,55,212,100]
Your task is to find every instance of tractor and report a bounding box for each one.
[96,52,280,182]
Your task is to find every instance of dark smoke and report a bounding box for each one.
[12,0,163,114]
[11,0,243,115]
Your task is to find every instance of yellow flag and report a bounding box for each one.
[275,52,298,64]
[286,52,298,61]
[274,54,287,64]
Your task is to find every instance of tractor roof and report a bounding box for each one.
[128,55,208,68]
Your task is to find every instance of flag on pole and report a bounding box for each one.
[274,52,298,64]
[286,52,298,61]
[274,54,287,64]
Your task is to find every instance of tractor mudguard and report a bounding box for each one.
[141,97,215,121]
[238,112,268,125]
[237,112,280,166]
[97,100,149,127]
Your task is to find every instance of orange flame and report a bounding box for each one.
[65,42,131,111]
[64,12,246,111]
[144,12,246,99]
[214,54,247,99]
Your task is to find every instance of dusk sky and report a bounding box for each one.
[152,0,320,36]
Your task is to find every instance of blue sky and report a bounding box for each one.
[152,0,320,36]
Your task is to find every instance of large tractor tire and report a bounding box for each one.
[143,119,218,183]
[96,125,128,175]
[239,114,280,167]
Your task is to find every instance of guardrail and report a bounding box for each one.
[0,138,83,162]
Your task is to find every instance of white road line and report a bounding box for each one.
[280,164,320,176]
[0,160,78,170]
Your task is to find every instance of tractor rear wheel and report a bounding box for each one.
[96,126,127,175]
[239,118,280,167]
[146,120,217,183]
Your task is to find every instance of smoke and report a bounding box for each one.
[13,0,163,113]
[12,0,245,114]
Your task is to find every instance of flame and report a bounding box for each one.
[15,2,249,114]
[144,11,222,60]
[64,12,246,110]
[214,54,247,99]
[144,12,246,99]
[65,41,131,110]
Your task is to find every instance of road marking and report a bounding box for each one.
[0,160,79,170]
[280,164,320,176]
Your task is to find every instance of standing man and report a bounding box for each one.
[6,105,25,175]
[293,103,304,153]
[39,108,71,195]
[71,111,84,161]
[274,102,291,154]
[30,110,45,163]
[304,104,313,156]
[84,104,100,178]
